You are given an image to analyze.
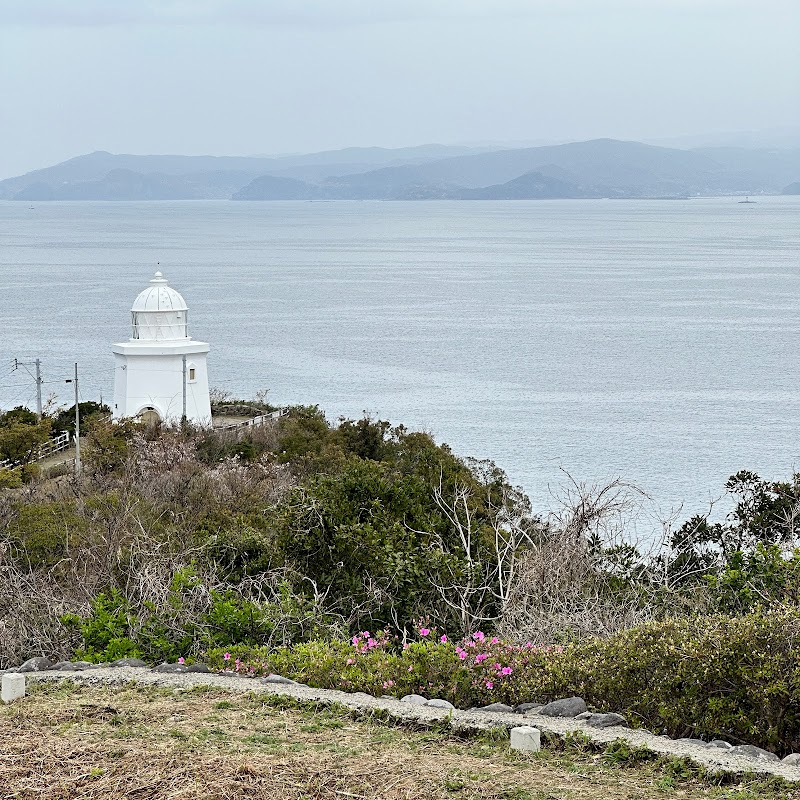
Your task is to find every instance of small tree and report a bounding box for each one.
[51,401,110,436]
[0,408,51,466]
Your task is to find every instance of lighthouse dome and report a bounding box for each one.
[130,271,190,341]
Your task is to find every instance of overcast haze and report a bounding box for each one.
[1,0,798,180]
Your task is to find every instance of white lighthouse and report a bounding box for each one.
[112,271,211,425]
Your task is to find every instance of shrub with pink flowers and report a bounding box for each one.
[205,625,563,708]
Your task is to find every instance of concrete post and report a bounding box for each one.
[1,673,25,703]
[510,726,541,752]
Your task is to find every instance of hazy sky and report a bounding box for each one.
[1,0,798,179]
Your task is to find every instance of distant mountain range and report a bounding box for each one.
[3,139,799,201]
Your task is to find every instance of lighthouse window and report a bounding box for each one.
[189,367,196,381]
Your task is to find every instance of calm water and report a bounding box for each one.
[2,198,799,517]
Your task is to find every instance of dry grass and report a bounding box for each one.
[0,683,793,800]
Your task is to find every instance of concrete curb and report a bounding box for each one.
[24,667,800,783]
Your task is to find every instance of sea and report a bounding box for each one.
[2,197,799,522]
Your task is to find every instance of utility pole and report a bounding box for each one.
[182,354,187,422]
[13,358,43,418]
[65,363,80,475]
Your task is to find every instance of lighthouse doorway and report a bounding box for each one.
[137,406,161,426]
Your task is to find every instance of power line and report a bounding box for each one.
[12,358,43,418]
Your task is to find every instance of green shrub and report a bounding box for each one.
[0,467,22,489]
[560,608,800,753]
[68,572,342,664]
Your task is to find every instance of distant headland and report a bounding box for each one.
[2,138,799,202]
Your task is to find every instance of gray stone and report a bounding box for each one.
[186,663,211,673]
[152,662,188,674]
[782,753,800,765]
[516,703,544,715]
[510,726,541,752]
[708,739,734,751]
[50,661,75,671]
[72,662,99,671]
[425,698,455,710]
[729,744,780,763]
[261,674,297,685]
[584,713,628,729]
[480,703,514,713]
[400,694,428,705]
[1,673,25,703]
[575,711,592,720]
[111,658,148,668]
[539,697,587,718]
[17,657,53,673]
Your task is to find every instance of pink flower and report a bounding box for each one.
[178,657,185,664]
[419,628,430,637]
[491,636,500,644]
[223,652,231,661]
[351,635,360,646]
[485,681,493,689]
[408,666,413,672]
[440,635,448,644]
[458,652,467,660]
[403,642,410,650]
[473,631,485,642]
[475,653,488,663]
[501,667,513,676]
[346,658,354,665]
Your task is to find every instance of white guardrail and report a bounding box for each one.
[215,408,289,432]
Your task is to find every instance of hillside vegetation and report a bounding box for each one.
[4,404,800,753]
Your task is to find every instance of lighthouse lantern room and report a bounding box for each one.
[112,272,211,425]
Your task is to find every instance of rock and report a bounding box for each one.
[782,753,800,765]
[380,695,394,700]
[152,663,188,674]
[575,711,592,720]
[50,661,76,671]
[111,658,148,668]
[261,674,297,685]
[72,662,99,671]
[186,663,211,673]
[400,694,428,705]
[517,703,544,715]
[584,713,627,729]
[729,744,780,763]
[480,703,514,713]
[17,657,53,673]
[708,739,734,751]
[539,697,587,718]
[1,673,25,703]
[510,726,541,752]
[425,698,455,710]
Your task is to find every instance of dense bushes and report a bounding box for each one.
[64,571,343,664]
[558,609,800,753]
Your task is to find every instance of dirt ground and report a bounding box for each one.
[0,682,796,800]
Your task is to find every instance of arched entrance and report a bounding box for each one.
[137,406,161,426]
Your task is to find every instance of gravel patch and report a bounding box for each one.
[22,667,800,783]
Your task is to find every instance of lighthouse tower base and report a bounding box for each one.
[112,340,211,425]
